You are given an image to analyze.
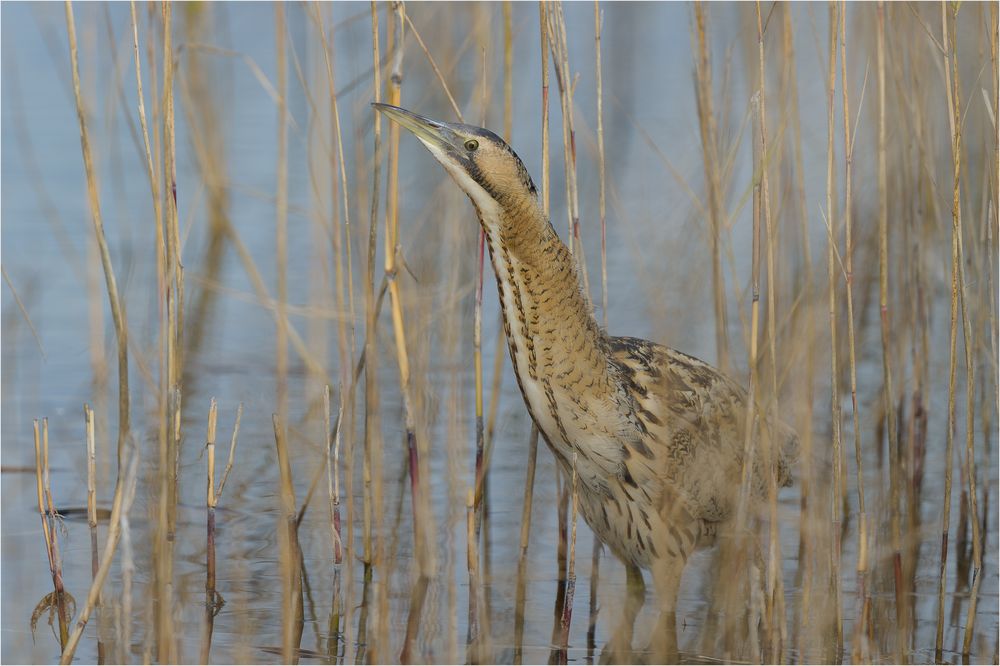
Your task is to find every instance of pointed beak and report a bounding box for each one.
[372,103,464,157]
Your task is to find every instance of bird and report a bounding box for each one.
[373,102,798,660]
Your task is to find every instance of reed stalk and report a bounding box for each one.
[513,426,539,664]
[310,17,356,651]
[824,3,844,656]
[732,15,764,655]
[546,2,590,298]
[60,4,133,660]
[590,2,607,654]
[273,414,304,663]
[465,489,482,661]
[275,3,290,419]
[200,398,219,664]
[692,1,731,374]
[83,402,103,662]
[514,7,552,660]
[34,419,69,651]
[942,4,984,654]
[756,3,785,658]
[874,5,905,657]
[364,0,383,572]
[780,6,817,655]
[840,5,871,661]
[117,446,141,664]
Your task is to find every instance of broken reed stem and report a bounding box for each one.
[201,398,219,665]
[692,1,731,373]
[325,386,344,564]
[85,405,99,580]
[34,419,70,650]
[84,404,104,666]
[824,2,844,656]
[273,414,304,663]
[840,5,870,661]
[875,4,905,659]
[216,403,242,501]
[60,3,133,661]
[944,4,983,654]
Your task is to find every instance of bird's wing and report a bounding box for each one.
[608,336,796,523]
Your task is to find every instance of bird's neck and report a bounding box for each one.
[479,197,626,457]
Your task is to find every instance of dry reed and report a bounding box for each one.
[8,4,997,664]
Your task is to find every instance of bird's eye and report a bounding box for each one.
[464,139,479,152]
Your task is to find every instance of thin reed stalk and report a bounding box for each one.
[732,14,764,656]
[513,426,539,664]
[874,5,905,658]
[546,2,590,298]
[309,14,357,653]
[60,4,133,661]
[84,406,100,568]
[275,3,290,419]
[590,2,607,654]
[34,419,70,650]
[200,398,219,664]
[692,1,731,373]
[273,414,304,664]
[824,3,844,656]
[371,5,392,655]
[780,6,817,655]
[83,402,104,663]
[942,4,984,653]
[363,0,383,572]
[839,5,870,661]
[756,3,785,658]
[466,489,481,659]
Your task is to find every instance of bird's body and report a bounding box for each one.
[374,103,797,657]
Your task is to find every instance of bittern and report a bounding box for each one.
[374,103,797,658]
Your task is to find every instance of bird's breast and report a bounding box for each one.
[486,234,631,490]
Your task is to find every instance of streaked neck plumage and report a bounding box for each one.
[463,173,631,473]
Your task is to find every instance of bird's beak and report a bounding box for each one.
[372,103,464,157]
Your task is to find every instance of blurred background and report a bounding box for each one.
[1,2,997,663]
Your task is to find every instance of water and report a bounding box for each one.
[2,2,997,664]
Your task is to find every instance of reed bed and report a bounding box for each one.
[2,2,997,664]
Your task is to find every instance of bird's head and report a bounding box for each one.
[373,103,538,230]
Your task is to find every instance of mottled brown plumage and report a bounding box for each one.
[374,103,798,658]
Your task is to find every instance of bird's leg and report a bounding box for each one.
[600,562,645,664]
[647,551,686,663]
[647,507,700,662]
